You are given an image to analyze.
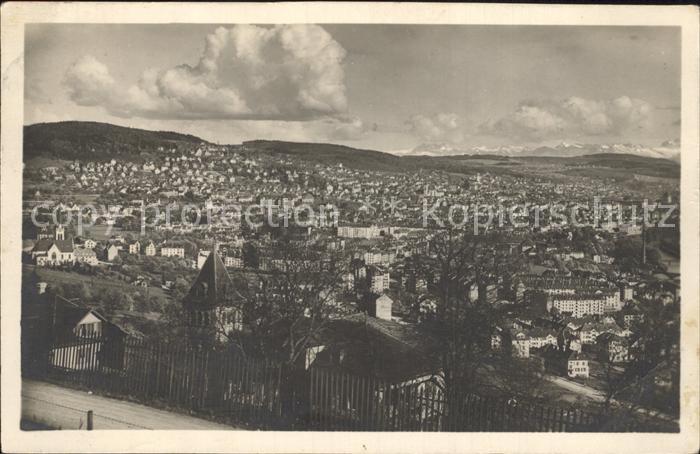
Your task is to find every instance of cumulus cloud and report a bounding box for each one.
[407,113,464,143]
[325,116,369,141]
[63,25,348,121]
[480,96,653,140]
[63,55,115,106]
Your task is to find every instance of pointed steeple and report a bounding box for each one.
[183,249,233,310]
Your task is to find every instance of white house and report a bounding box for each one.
[567,352,590,378]
[161,246,185,258]
[49,305,126,371]
[548,294,607,318]
[224,255,243,269]
[145,241,157,256]
[104,244,121,262]
[127,240,141,255]
[337,225,381,239]
[528,329,558,349]
[74,246,98,266]
[374,294,393,321]
[370,269,390,294]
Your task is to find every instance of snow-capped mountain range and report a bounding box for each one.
[394,141,681,162]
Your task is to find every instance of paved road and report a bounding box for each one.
[544,375,604,401]
[543,375,676,425]
[22,379,239,430]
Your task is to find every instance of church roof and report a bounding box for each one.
[183,249,235,310]
[32,238,74,253]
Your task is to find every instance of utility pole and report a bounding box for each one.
[642,220,647,265]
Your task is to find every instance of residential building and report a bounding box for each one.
[511,330,530,358]
[103,244,121,262]
[597,332,630,363]
[363,250,396,266]
[567,352,590,378]
[74,246,98,266]
[127,240,141,255]
[224,255,243,269]
[145,241,157,256]
[337,225,381,239]
[161,246,185,258]
[369,266,390,294]
[548,293,617,318]
[41,297,127,371]
[528,328,558,349]
[372,293,393,321]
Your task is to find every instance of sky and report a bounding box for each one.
[24,24,681,153]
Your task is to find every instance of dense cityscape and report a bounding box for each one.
[21,126,680,431]
[17,21,683,433]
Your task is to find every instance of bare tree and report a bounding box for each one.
[594,297,680,430]
[486,353,553,404]
[219,234,350,424]
[415,228,521,426]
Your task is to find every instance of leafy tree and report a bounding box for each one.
[170,277,190,301]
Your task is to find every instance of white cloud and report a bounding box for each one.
[63,25,348,121]
[407,113,463,143]
[166,116,369,145]
[480,96,653,140]
[25,104,70,124]
[63,55,115,106]
[326,116,369,141]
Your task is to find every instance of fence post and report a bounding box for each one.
[86,410,93,430]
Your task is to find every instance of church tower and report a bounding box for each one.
[55,225,65,241]
[183,249,242,345]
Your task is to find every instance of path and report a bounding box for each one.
[22,379,239,430]
[544,374,605,400]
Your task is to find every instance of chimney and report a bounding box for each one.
[36,282,48,294]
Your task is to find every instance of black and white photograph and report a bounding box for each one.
[1,3,698,453]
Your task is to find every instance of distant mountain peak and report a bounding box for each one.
[407,140,680,162]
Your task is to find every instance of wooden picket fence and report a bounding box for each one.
[28,333,655,432]
[306,367,601,432]
[42,333,285,429]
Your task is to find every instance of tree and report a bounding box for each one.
[149,295,166,313]
[594,297,680,429]
[170,277,190,301]
[160,299,188,341]
[222,235,348,424]
[101,288,130,314]
[488,353,552,405]
[414,228,521,427]
[242,241,259,269]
